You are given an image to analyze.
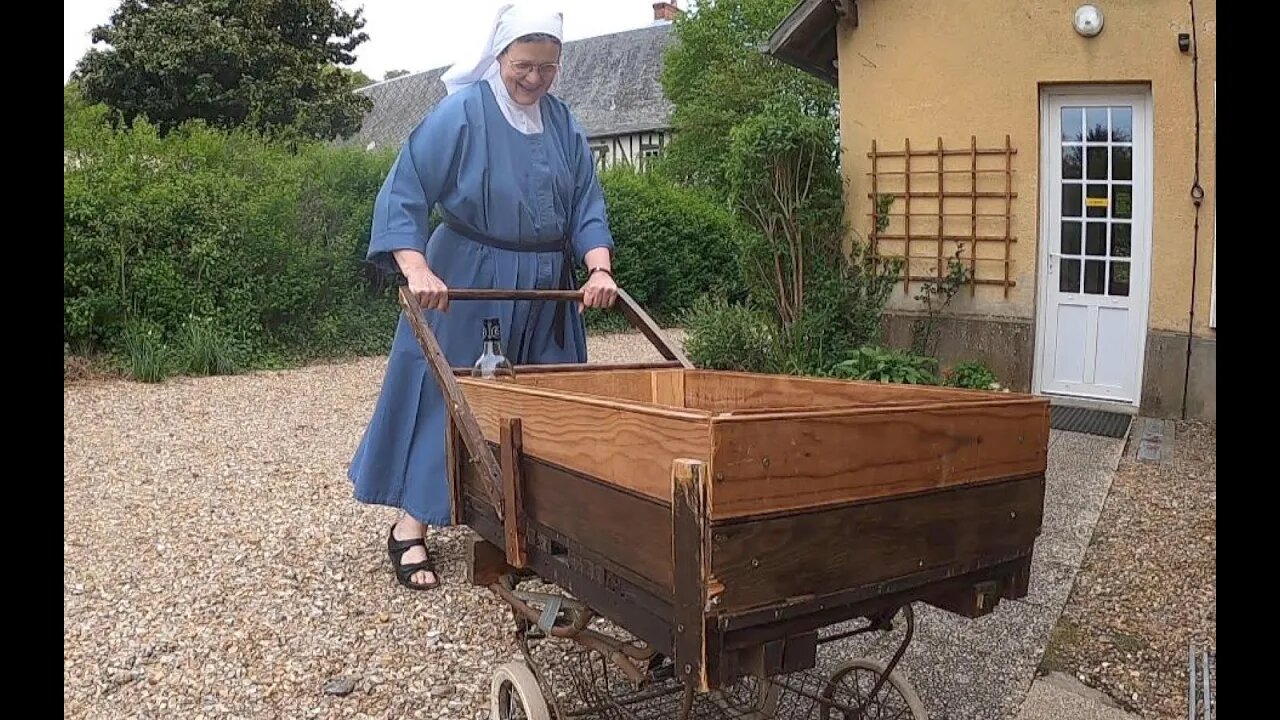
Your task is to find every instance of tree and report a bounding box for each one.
[73,0,373,141]
[667,1,899,376]
[659,0,837,195]
[345,68,376,88]
[384,69,410,81]
[726,109,844,333]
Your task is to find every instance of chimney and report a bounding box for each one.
[653,2,681,23]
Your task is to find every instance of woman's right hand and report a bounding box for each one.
[407,269,450,312]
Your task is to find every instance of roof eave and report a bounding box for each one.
[587,124,674,139]
[765,0,856,86]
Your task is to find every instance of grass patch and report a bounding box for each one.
[1039,616,1087,674]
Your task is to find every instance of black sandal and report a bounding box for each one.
[387,525,441,591]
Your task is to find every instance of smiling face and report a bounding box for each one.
[497,34,562,106]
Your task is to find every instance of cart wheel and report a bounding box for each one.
[707,675,780,719]
[746,677,782,718]
[489,662,551,720]
[819,658,928,720]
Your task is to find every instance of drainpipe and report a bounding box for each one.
[1181,0,1204,420]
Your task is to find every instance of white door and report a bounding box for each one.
[1036,88,1152,405]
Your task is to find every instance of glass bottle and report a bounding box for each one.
[471,317,515,380]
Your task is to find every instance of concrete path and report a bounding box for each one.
[815,429,1128,719]
[1015,672,1141,720]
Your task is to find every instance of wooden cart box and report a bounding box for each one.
[449,366,1050,691]
[399,286,1051,698]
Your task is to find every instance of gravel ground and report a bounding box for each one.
[67,326,1129,720]
[1041,420,1216,719]
[63,330,681,720]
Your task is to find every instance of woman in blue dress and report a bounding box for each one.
[348,3,619,591]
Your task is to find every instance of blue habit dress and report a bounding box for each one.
[348,80,614,526]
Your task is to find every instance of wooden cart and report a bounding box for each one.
[401,288,1050,720]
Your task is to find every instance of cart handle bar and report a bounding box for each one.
[445,289,584,301]
[409,287,691,368]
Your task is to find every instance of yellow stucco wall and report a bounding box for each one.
[837,0,1216,335]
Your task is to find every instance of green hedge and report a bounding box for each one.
[64,92,399,376]
[595,166,746,327]
[64,93,742,379]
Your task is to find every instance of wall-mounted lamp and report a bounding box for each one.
[1073,5,1104,38]
[1178,33,1192,52]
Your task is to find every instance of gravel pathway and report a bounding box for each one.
[63,330,680,720]
[1041,420,1216,719]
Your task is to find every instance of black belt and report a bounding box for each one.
[440,211,575,349]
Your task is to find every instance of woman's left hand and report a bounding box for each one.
[579,269,618,312]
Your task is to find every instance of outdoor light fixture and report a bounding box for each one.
[1073,5,1104,37]
[1178,32,1192,52]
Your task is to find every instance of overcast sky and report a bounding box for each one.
[64,0,673,83]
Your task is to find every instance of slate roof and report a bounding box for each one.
[347,22,676,151]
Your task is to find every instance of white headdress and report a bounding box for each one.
[440,3,564,96]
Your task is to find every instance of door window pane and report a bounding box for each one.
[1086,108,1108,141]
[1111,107,1133,142]
[1086,147,1109,180]
[1063,184,1082,217]
[1063,146,1083,179]
[1062,108,1083,141]
[1060,258,1081,292]
[1086,184,1108,218]
[1111,224,1131,257]
[1109,261,1131,296]
[1085,223,1107,255]
[1084,259,1106,294]
[1112,146,1132,181]
[1061,221,1082,254]
[1112,185,1132,219]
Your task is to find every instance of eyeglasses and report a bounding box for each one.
[506,60,560,78]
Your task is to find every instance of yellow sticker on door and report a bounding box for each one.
[1085,197,1109,208]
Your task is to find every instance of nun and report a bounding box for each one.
[348,2,619,591]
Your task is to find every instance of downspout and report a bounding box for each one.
[1181,0,1204,419]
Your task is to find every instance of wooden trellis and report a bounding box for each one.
[867,135,1017,297]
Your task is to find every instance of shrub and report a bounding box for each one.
[119,322,172,383]
[179,316,238,376]
[830,346,939,385]
[64,93,399,379]
[681,296,778,372]
[943,360,1004,391]
[683,106,899,374]
[594,167,746,327]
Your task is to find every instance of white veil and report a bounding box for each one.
[439,3,564,96]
